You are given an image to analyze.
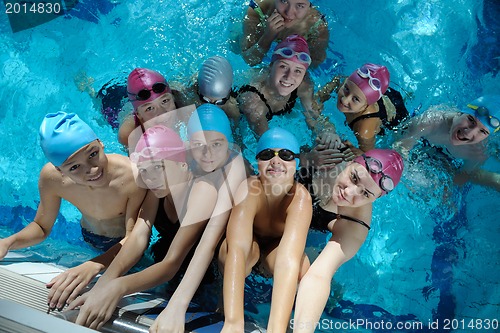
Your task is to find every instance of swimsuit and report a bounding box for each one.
[248,0,327,40]
[81,228,122,252]
[238,84,298,120]
[347,87,409,135]
[97,82,127,129]
[296,167,371,231]
[151,197,182,263]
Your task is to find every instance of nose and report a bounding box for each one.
[202,145,212,156]
[283,4,294,17]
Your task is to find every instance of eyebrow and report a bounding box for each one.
[355,169,375,197]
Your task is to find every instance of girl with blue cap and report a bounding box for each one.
[0,111,147,315]
[70,108,249,332]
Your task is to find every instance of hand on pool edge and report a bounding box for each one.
[46,261,103,310]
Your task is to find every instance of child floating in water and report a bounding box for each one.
[394,95,500,191]
[0,111,146,311]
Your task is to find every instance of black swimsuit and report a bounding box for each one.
[296,167,371,231]
[238,85,298,120]
[348,87,409,135]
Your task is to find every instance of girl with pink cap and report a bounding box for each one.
[238,34,337,142]
[70,110,248,331]
[240,0,329,68]
[293,149,404,332]
[317,63,409,155]
[118,68,182,147]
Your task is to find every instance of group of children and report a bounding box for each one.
[1,0,499,332]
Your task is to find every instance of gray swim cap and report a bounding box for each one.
[198,56,233,100]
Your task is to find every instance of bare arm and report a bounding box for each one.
[0,165,61,258]
[238,90,271,137]
[308,15,329,68]
[240,0,282,66]
[118,115,136,147]
[221,179,259,332]
[267,184,312,332]
[48,180,147,309]
[293,205,371,333]
[73,181,218,330]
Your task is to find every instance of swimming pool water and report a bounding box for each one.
[1,0,499,332]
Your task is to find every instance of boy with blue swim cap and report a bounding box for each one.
[0,111,146,312]
[219,127,312,332]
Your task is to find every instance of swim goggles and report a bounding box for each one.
[256,148,298,162]
[467,104,500,133]
[130,146,185,163]
[128,82,168,101]
[356,65,383,100]
[198,91,231,106]
[359,154,394,193]
[273,47,312,66]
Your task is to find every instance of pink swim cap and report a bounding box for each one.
[131,125,186,164]
[271,34,311,69]
[353,149,403,196]
[127,68,171,110]
[348,63,390,105]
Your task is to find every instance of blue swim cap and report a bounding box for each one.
[39,112,98,166]
[187,104,233,142]
[463,95,500,133]
[256,127,300,165]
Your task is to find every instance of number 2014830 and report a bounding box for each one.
[443,319,498,330]
[5,2,61,14]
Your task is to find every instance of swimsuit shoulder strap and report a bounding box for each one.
[336,213,371,230]
[348,112,382,129]
[238,84,273,116]
[266,88,298,120]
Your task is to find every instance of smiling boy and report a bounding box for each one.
[219,127,312,333]
[394,95,500,190]
[0,111,146,311]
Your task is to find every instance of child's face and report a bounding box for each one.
[330,162,381,207]
[137,159,188,198]
[257,149,296,184]
[190,131,230,172]
[275,0,310,27]
[270,59,307,96]
[136,93,176,123]
[337,79,368,113]
[59,140,108,186]
[450,113,490,146]
[336,79,368,114]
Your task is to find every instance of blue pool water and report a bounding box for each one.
[1,0,499,332]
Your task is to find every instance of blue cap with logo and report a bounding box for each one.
[39,112,98,166]
[463,95,500,134]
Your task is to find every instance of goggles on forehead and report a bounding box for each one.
[273,47,312,66]
[256,148,298,162]
[130,146,184,163]
[467,104,500,133]
[359,154,394,193]
[128,82,169,102]
[357,66,383,100]
[198,91,231,106]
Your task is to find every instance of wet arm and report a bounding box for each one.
[293,207,371,333]
[308,19,329,68]
[1,167,61,258]
[222,181,258,331]
[240,4,275,66]
[267,186,312,332]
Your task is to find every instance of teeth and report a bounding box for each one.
[89,171,102,181]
